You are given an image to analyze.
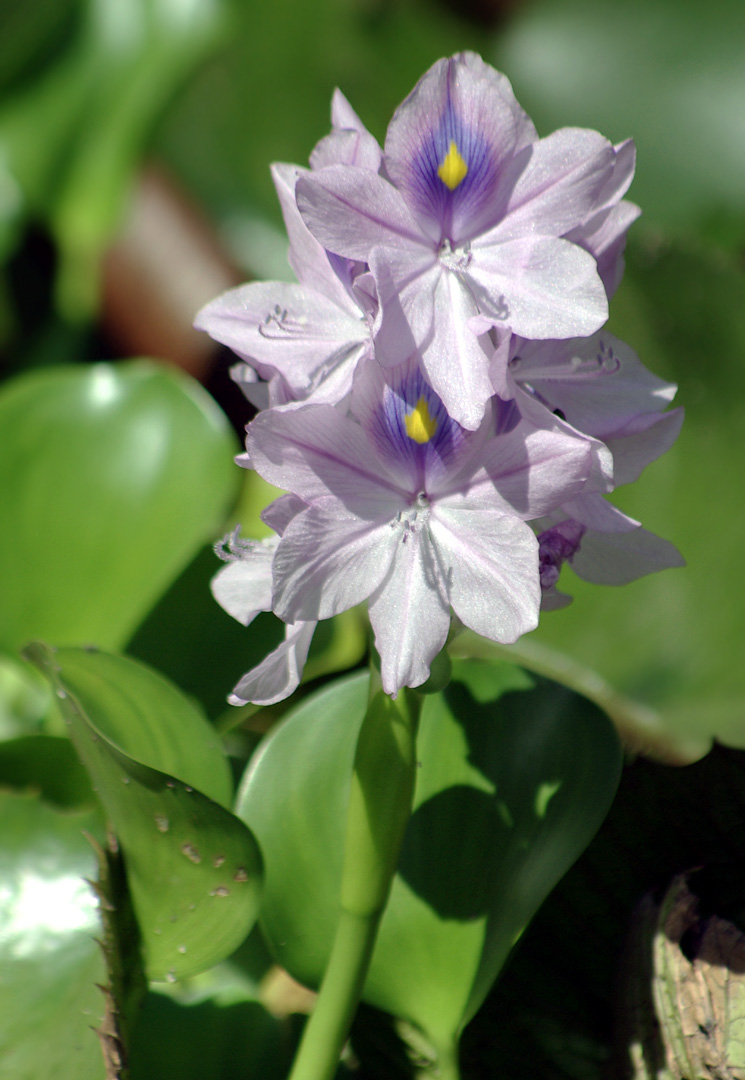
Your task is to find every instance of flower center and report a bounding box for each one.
[438,238,472,272]
[390,492,430,544]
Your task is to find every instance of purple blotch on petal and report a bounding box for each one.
[537,520,586,590]
[403,62,501,243]
[368,367,465,485]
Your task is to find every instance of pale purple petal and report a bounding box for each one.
[261,494,308,536]
[430,507,540,641]
[271,500,395,621]
[571,526,685,585]
[384,52,536,244]
[246,405,408,516]
[195,280,369,399]
[468,235,608,340]
[559,495,640,533]
[229,620,317,706]
[210,539,275,625]
[499,128,615,240]
[331,88,367,131]
[605,408,684,485]
[597,139,637,207]
[510,332,677,439]
[310,89,383,171]
[369,247,440,365]
[512,385,614,494]
[296,166,428,261]
[561,138,639,296]
[567,200,640,298]
[420,269,495,430]
[271,163,360,313]
[368,530,450,694]
[541,585,573,611]
[437,416,592,519]
[229,362,274,411]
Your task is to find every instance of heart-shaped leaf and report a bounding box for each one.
[236,659,621,1055]
[0,361,238,655]
[27,643,263,981]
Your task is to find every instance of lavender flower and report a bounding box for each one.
[233,364,591,696]
[201,51,684,706]
[195,161,375,410]
[296,52,631,428]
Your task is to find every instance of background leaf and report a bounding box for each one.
[27,643,263,981]
[0,360,238,656]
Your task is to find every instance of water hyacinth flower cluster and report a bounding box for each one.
[196,52,683,703]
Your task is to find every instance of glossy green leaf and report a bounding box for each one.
[27,643,263,981]
[0,361,238,655]
[236,660,622,1051]
[469,745,745,1078]
[0,791,106,1080]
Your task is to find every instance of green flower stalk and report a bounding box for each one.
[288,667,421,1080]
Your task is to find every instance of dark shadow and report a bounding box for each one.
[398,785,508,920]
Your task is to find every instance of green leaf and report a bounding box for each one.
[0,791,107,1080]
[464,745,745,1079]
[0,361,238,655]
[236,660,621,1051]
[27,643,263,981]
[128,927,289,1078]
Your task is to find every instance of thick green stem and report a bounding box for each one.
[286,909,379,1080]
[288,672,421,1080]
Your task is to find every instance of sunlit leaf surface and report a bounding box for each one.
[0,791,106,1080]
[0,361,238,655]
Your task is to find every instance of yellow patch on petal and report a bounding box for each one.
[404,397,438,444]
[437,140,468,190]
